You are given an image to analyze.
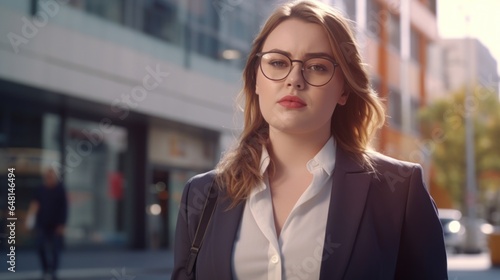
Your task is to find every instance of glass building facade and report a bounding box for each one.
[0,0,267,249]
[65,0,270,69]
[0,78,220,249]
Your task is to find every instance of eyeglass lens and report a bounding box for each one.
[259,52,336,86]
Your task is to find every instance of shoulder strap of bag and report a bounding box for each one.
[185,179,218,276]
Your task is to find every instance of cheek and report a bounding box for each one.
[325,77,346,105]
[314,85,345,117]
[255,68,261,94]
[255,74,262,95]
[256,70,282,96]
[256,74,277,122]
[255,71,267,95]
[316,98,338,119]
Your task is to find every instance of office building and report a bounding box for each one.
[0,0,270,249]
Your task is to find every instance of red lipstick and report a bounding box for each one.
[278,95,306,109]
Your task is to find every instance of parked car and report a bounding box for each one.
[439,209,465,253]
[438,208,494,254]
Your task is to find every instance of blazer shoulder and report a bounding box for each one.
[178,170,217,237]
[368,151,421,173]
[366,152,425,192]
[182,170,217,207]
[187,170,216,189]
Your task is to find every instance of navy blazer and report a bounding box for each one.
[172,146,448,280]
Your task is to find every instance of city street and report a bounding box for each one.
[2,249,500,280]
[448,252,500,280]
[0,249,173,280]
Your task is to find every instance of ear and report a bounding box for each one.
[337,79,348,105]
[255,84,260,95]
[338,91,349,106]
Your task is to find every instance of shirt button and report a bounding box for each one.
[270,255,279,264]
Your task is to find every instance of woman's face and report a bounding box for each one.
[256,18,347,137]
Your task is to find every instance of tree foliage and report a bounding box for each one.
[419,86,500,210]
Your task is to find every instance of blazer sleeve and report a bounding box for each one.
[394,165,448,280]
[171,172,215,280]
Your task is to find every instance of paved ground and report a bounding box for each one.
[0,249,173,280]
[448,252,500,280]
[1,249,500,280]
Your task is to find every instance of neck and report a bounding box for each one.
[267,128,330,175]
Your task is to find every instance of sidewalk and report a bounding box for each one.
[448,252,500,280]
[5,249,499,280]
[0,249,174,280]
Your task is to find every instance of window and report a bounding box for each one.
[342,0,356,20]
[185,0,220,59]
[366,0,382,39]
[9,111,42,148]
[410,28,420,62]
[142,0,181,44]
[388,89,402,128]
[68,0,124,25]
[217,3,261,66]
[410,97,420,134]
[64,118,129,246]
[426,42,444,84]
[388,14,401,52]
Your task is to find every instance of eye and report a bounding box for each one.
[304,58,334,73]
[307,64,328,72]
[268,59,289,68]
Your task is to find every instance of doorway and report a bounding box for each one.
[148,168,170,248]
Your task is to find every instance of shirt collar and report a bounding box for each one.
[252,147,271,194]
[257,136,336,182]
[306,136,336,176]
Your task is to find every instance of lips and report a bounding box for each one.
[277,95,306,109]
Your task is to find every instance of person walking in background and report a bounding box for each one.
[172,0,447,279]
[27,167,68,280]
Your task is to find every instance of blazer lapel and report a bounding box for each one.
[319,147,372,280]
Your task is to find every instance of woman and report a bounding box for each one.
[172,1,447,279]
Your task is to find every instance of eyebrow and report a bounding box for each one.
[264,48,336,61]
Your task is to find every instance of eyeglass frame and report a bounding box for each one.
[256,51,340,87]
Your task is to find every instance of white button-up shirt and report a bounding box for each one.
[232,137,336,280]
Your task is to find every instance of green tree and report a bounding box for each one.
[419,86,500,221]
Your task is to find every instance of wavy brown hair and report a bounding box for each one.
[215,0,385,207]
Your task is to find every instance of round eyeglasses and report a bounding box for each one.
[256,51,339,87]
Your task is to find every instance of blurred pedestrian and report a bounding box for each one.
[27,167,68,280]
[172,1,448,279]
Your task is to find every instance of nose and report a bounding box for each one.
[285,63,305,89]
